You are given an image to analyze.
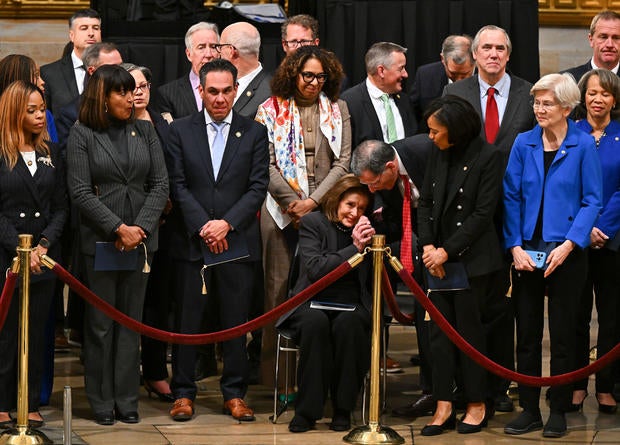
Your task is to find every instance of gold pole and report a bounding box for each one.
[344,235,404,444]
[0,234,52,444]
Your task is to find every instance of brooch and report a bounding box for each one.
[37,156,55,168]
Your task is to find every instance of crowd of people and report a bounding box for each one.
[0,6,619,440]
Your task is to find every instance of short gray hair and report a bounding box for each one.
[185,22,219,51]
[351,140,396,176]
[82,42,118,69]
[365,42,407,75]
[120,63,152,83]
[441,35,473,65]
[223,23,261,57]
[472,25,512,55]
[531,73,580,110]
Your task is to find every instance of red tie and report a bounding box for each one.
[400,175,414,273]
[485,87,499,144]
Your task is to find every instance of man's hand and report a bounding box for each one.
[199,219,231,253]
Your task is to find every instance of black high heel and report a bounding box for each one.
[567,391,587,412]
[457,408,489,434]
[144,380,174,402]
[596,393,618,414]
[421,410,456,436]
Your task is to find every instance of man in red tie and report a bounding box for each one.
[444,25,535,414]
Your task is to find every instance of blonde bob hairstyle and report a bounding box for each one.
[320,174,372,224]
[530,73,580,111]
[0,80,49,170]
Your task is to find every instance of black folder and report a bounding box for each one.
[200,231,250,267]
[94,242,139,271]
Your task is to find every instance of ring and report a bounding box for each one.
[121,246,125,251]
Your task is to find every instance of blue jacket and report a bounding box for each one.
[503,119,602,249]
[576,119,620,239]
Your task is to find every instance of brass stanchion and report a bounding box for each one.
[0,234,52,445]
[344,235,404,444]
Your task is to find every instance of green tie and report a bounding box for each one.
[381,93,397,143]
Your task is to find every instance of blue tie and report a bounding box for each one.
[210,121,226,178]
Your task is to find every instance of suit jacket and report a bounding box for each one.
[66,120,169,255]
[154,73,199,120]
[410,61,448,131]
[341,81,417,149]
[166,110,269,262]
[503,120,603,250]
[562,62,592,83]
[444,74,535,157]
[276,211,371,327]
[233,68,272,118]
[418,137,504,277]
[41,55,80,116]
[55,96,80,154]
[0,144,68,271]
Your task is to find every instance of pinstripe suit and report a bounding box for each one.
[66,119,168,415]
[0,144,68,412]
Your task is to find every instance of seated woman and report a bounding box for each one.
[276,174,375,433]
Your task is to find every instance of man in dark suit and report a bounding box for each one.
[562,10,620,81]
[444,25,535,413]
[40,8,101,116]
[351,137,435,417]
[166,59,269,422]
[155,22,219,121]
[342,42,417,149]
[410,34,475,132]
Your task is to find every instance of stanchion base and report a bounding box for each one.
[343,424,405,444]
[0,426,53,445]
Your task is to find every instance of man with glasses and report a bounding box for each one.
[281,14,320,56]
[155,22,219,121]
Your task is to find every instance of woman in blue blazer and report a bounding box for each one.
[503,73,602,438]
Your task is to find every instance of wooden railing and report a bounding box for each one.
[540,0,620,26]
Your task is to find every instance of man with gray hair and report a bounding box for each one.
[218,22,272,118]
[155,21,219,121]
[410,35,475,131]
[342,42,417,150]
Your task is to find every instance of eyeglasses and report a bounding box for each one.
[362,170,385,188]
[300,71,328,84]
[134,82,151,93]
[213,43,236,54]
[283,39,315,48]
[532,100,558,111]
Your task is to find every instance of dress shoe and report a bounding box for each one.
[330,409,351,431]
[67,328,82,347]
[542,411,567,438]
[223,398,255,421]
[504,410,543,435]
[27,412,44,428]
[170,398,194,421]
[94,411,115,426]
[494,393,514,412]
[380,356,402,373]
[421,410,456,436]
[596,393,618,414]
[457,410,489,434]
[288,414,315,433]
[392,394,435,417]
[116,411,139,424]
[144,380,174,402]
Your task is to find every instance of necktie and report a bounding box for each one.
[485,87,499,144]
[400,175,414,273]
[381,93,397,143]
[210,122,226,178]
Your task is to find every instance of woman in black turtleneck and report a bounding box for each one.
[66,65,168,426]
[417,95,504,436]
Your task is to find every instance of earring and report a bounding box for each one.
[104,102,108,113]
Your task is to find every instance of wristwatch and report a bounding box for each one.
[38,237,50,249]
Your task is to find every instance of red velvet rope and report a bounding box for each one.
[381,267,414,325]
[0,271,17,332]
[49,259,353,345]
[397,268,620,387]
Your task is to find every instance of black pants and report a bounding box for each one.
[429,274,489,403]
[574,247,620,393]
[512,248,586,413]
[285,302,371,421]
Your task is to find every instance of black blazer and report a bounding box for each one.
[66,120,169,255]
[341,81,417,149]
[40,54,80,116]
[154,73,199,120]
[444,75,535,157]
[561,62,592,83]
[418,137,503,277]
[0,144,68,272]
[276,211,372,327]
[410,61,448,132]
[233,68,272,118]
[165,110,269,262]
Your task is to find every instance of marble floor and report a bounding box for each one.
[3,321,619,445]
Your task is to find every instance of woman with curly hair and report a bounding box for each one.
[255,46,351,392]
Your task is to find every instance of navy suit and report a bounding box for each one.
[410,61,449,132]
[561,62,593,84]
[166,110,269,401]
[155,74,199,120]
[41,54,80,116]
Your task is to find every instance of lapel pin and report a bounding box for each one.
[561,150,566,154]
[235,131,242,138]
[463,166,468,171]
[616,137,619,141]
[246,91,252,97]
[131,131,136,136]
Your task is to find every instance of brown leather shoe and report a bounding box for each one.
[170,398,194,421]
[223,398,255,421]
